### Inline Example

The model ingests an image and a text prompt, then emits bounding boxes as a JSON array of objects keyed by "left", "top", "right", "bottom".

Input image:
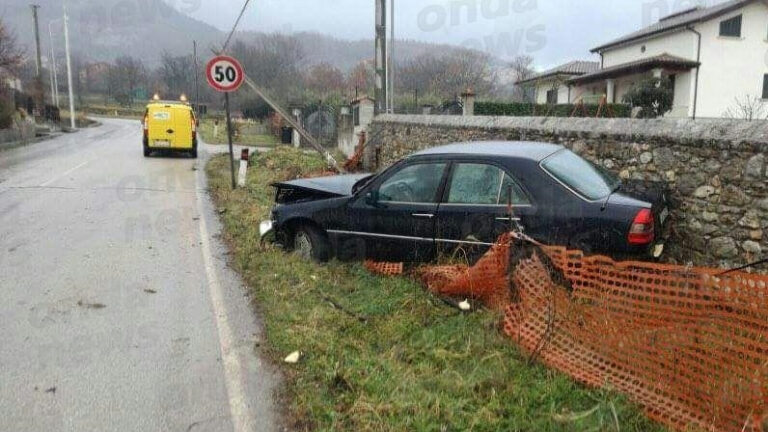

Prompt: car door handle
[
  {"left": 496, "top": 217, "right": 522, "bottom": 222},
  {"left": 167, "top": 129, "right": 175, "bottom": 134},
  {"left": 412, "top": 213, "right": 435, "bottom": 219}
]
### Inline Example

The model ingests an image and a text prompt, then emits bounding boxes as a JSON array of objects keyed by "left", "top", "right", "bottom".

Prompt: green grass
[
  {"left": 199, "top": 118, "right": 279, "bottom": 147},
  {"left": 205, "top": 147, "right": 665, "bottom": 432}
]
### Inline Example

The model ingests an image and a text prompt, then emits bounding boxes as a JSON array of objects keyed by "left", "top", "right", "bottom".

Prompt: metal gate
[{"left": 302, "top": 104, "right": 337, "bottom": 148}]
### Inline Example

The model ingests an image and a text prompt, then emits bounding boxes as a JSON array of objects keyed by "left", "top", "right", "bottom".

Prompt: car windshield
[{"left": 541, "top": 149, "right": 621, "bottom": 201}]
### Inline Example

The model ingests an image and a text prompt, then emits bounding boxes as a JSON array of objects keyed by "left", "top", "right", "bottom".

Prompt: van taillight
[
  {"left": 143, "top": 116, "right": 148, "bottom": 136},
  {"left": 628, "top": 209, "right": 655, "bottom": 245},
  {"left": 191, "top": 117, "right": 196, "bottom": 139}
]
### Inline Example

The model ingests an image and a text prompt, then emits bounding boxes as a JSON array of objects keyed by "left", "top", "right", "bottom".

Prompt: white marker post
[{"left": 237, "top": 148, "right": 249, "bottom": 187}]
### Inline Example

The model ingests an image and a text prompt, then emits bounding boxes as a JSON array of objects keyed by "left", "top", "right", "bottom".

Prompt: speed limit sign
[{"left": 205, "top": 55, "right": 244, "bottom": 92}]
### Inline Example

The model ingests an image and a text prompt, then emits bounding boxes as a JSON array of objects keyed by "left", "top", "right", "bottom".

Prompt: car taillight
[
  {"left": 628, "top": 209, "right": 655, "bottom": 245},
  {"left": 143, "top": 116, "right": 148, "bottom": 137},
  {"left": 191, "top": 117, "right": 196, "bottom": 138}
]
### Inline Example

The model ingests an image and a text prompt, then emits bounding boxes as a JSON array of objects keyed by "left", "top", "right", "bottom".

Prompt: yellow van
[{"left": 143, "top": 101, "right": 197, "bottom": 158}]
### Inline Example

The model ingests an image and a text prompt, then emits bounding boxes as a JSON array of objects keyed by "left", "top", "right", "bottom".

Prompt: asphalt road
[{"left": 0, "top": 118, "right": 280, "bottom": 432}]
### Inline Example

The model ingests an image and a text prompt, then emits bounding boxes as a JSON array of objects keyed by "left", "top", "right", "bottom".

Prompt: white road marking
[
  {"left": 39, "top": 160, "right": 90, "bottom": 187},
  {"left": 195, "top": 171, "right": 254, "bottom": 432}
]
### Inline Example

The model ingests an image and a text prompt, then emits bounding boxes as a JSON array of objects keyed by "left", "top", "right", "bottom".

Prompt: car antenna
[{"left": 600, "top": 181, "right": 621, "bottom": 212}]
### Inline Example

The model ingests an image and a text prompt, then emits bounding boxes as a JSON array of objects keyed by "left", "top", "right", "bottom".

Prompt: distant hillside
[
  {"left": 4, "top": 0, "right": 223, "bottom": 65},
  {"left": 237, "top": 31, "right": 496, "bottom": 72},
  {"left": 5, "top": 0, "right": 503, "bottom": 72}
]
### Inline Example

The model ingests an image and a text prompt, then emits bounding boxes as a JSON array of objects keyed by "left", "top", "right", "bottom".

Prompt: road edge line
[{"left": 195, "top": 162, "right": 254, "bottom": 432}]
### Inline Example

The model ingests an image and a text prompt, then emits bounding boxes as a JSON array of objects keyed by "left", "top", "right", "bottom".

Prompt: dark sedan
[{"left": 261, "top": 141, "right": 669, "bottom": 263}]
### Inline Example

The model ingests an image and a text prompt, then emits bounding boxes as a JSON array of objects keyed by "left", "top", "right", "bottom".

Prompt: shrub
[
  {"left": 621, "top": 77, "right": 673, "bottom": 118},
  {"left": 0, "top": 95, "right": 14, "bottom": 129},
  {"left": 475, "top": 101, "right": 631, "bottom": 118}
]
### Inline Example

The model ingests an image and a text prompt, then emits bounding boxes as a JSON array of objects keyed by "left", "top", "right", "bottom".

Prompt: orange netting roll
[{"left": 504, "top": 244, "right": 768, "bottom": 432}]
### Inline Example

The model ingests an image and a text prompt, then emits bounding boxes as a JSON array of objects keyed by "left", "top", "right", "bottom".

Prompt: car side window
[
  {"left": 447, "top": 163, "right": 530, "bottom": 205},
  {"left": 378, "top": 163, "right": 447, "bottom": 203}
]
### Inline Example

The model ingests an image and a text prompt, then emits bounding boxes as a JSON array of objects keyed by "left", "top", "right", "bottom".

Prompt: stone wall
[{"left": 366, "top": 114, "right": 768, "bottom": 267}]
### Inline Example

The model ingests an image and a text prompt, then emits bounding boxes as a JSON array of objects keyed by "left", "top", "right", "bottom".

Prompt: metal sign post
[
  {"left": 206, "top": 55, "right": 245, "bottom": 190},
  {"left": 224, "top": 92, "right": 236, "bottom": 189}
]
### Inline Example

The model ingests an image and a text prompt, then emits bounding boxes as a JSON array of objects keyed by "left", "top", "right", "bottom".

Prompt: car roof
[{"left": 411, "top": 141, "right": 564, "bottom": 162}]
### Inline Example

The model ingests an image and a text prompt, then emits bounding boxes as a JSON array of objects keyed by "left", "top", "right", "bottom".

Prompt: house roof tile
[
  {"left": 517, "top": 60, "right": 600, "bottom": 84},
  {"left": 591, "top": 0, "right": 752, "bottom": 52}
]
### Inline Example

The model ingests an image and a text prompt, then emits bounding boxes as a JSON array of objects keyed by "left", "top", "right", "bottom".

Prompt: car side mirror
[{"left": 365, "top": 190, "right": 379, "bottom": 206}]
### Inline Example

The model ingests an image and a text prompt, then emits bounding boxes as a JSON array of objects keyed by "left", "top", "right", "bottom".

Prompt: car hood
[{"left": 272, "top": 173, "right": 373, "bottom": 197}]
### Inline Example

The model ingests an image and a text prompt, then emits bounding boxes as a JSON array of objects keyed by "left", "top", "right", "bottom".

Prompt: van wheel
[
  {"left": 143, "top": 146, "right": 150, "bottom": 157},
  {"left": 190, "top": 147, "right": 198, "bottom": 159},
  {"left": 292, "top": 224, "right": 330, "bottom": 263}
]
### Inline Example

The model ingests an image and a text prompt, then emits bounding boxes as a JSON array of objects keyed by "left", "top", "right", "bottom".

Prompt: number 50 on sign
[{"left": 205, "top": 55, "right": 244, "bottom": 92}]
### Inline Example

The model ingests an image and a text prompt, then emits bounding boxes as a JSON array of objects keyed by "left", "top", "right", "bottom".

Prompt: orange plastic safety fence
[
  {"left": 503, "top": 244, "right": 768, "bottom": 432},
  {"left": 364, "top": 260, "right": 404, "bottom": 276},
  {"left": 364, "top": 236, "right": 768, "bottom": 431},
  {"left": 418, "top": 233, "right": 513, "bottom": 309}
]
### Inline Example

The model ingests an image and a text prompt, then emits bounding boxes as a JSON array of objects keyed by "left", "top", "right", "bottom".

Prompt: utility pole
[
  {"left": 49, "top": 20, "right": 60, "bottom": 107},
  {"left": 389, "top": 0, "right": 395, "bottom": 113},
  {"left": 31, "top": 5, "right": 46, "bottom": 112},
  {"left": 30, "top": 5, "right": 43, "bottom": 79},
  {"left": 63, "top": 0, "right": 76, "bottom": 129},
  {"left": 193, "top": 40, "right": 200, "bottom": 116},
  {"left": 374, "top": 0, "right": 387, "bottom": 115}
]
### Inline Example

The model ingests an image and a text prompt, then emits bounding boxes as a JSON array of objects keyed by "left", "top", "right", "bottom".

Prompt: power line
[{"left": 221, "top": 0, "right": 252, "bottom": 53}]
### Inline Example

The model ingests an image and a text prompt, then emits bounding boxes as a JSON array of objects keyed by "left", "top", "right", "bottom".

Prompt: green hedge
[{"left": 475, "top": 102, "right": 631, "bottom": 118}]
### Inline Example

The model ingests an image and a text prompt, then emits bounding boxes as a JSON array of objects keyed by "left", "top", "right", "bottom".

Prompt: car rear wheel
[
  {"left": 143, "top": 146, "right": 150, "bottom": 157},
  {"left": 292, "top": 224, "right": 330, "bottom": 263},
  {"left": 190, "top": 147, "right": 198, "bottom": 159}
]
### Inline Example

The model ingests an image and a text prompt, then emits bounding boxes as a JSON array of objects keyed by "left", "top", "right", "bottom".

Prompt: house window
[
  {"left": 546, "top": 88, "right": 558, "bottom": 104},
  {"left": 353, "top": 106, "right": 360, "bottom": 126},
  {"left": 719, "top": 15, "right": 742, "bottom": 37},
  {"left": 762, "top": 74, "right": 768, "bottom": 99}
]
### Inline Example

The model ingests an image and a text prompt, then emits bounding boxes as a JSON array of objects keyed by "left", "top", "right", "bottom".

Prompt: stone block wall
[{"left": 366, "top": 114, "right": 768, "bottom": 267}]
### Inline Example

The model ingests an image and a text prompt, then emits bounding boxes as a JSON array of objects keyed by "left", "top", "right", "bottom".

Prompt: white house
[
  {"left": 517, "top": 61, "right": 599, "bottom": 105},
  {"left": 522, "top": 0, "right": 768, "bottom": 118}
]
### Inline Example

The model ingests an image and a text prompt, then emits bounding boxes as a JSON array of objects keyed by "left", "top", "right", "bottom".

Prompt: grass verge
[
  {"left": 205, "top": 147, "right": 665, "bottom": 432},
  {"left": 199, "top": 119, "right": 278, "bottom": 147}
]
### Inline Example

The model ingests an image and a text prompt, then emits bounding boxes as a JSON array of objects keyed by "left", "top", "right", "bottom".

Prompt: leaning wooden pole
[{"left": 241, "top": 75, "right": 343, "bottom": 173}]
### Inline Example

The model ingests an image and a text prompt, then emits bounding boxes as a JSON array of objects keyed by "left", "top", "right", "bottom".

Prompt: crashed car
[{"left": 261, "top": 141, "right": 669, "bottom": 263}]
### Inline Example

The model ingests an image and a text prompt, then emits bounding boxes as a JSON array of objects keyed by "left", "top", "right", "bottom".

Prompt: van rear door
[
  {"left": 168, "top": 106, "right": 193, "bottom": 149},
  {"left": 148, "top": 106, "right": 173, "bottom": 148}
]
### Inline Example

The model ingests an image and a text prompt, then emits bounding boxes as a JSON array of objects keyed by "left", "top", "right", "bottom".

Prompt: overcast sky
[{"left": 171, "top": 0, "right": 724, "bottom": 68}]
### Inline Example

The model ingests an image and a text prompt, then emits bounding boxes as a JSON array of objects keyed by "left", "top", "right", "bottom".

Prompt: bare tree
[
  {"left": 113, "top": 56, "right": 146, "bottom": 106},
  {"left": 510, "top": 55, "right": 535, "bottom": 102},
  {"left": 398, "top": 49, "right": 495, "bottom": 100},
  {"left": 231, "top": 34, "right": 305, "bottom": 103},
  {"left": 346, "top": 60, "right": 374, "bottom": 96},
  {"left": 304, "top": 62, "right": 345, "bottom": 96},
  {"left": 0, "top": 18, "right": 24, "bottom": 73},
  {"left": 159, "top": 52, "right": 194, "bottom": 98},
  {"left": 723, "top": 95, "right": 768, "bottom": 121}
]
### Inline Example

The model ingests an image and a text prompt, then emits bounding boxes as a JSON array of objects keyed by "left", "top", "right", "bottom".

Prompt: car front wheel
[{"left": 292, "top": 224, "right": 330, "bottom": 263}]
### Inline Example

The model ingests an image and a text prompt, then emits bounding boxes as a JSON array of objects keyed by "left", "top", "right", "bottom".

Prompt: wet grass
[
  {"left": 205, "top": 147, "right": 665, "bottom": 432},
  {"left": 199, "top": 119, "right": 279, "bottom": 147}
]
